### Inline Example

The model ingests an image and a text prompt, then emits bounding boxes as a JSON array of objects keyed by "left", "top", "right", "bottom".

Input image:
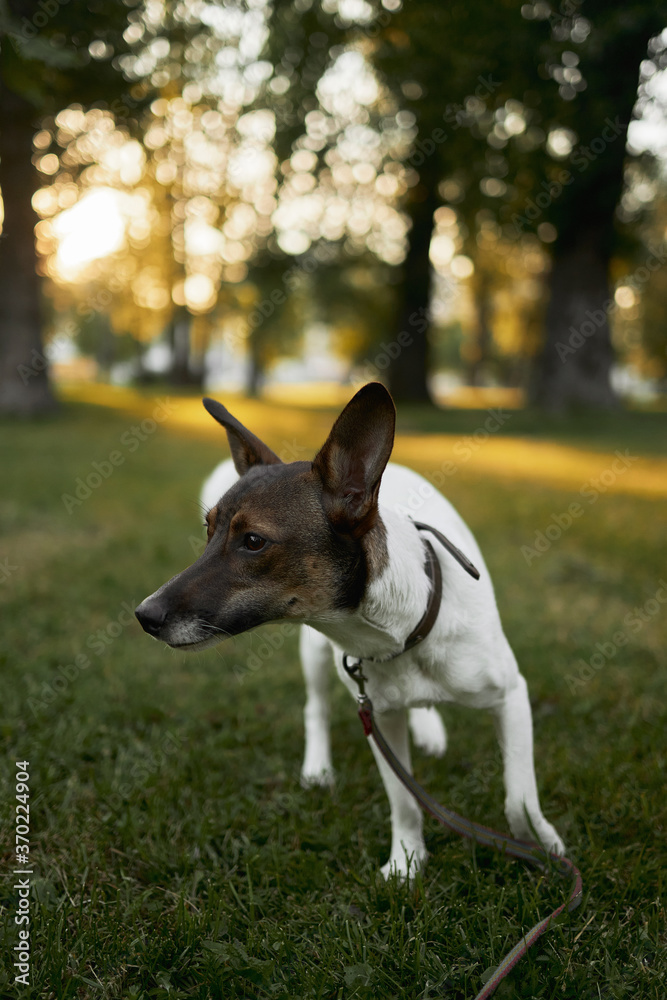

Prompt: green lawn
[{"left": 1, "top": 397, "right": 666, "bottom": 999}]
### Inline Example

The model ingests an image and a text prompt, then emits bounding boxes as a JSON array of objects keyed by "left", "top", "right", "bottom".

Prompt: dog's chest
[
  {"left": 336, "top": 652, "right": 455, "bottom": 713},
  {"left": 335, "top": 637, "right": 509, "bottom": 714}
]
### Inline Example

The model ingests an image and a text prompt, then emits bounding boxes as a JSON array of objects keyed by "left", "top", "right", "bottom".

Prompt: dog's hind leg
[
  {"left": 300, "top": 626, "right": 335, "bottom": 787},
  {"left": 369, "top": 708, "right": 427, "bottom": 880},
  {"left": 408, "top": 706, "right": 447, "bottom": 757},
  {"left": 492, "top": 672, "right": 565, "bottom": 855}
]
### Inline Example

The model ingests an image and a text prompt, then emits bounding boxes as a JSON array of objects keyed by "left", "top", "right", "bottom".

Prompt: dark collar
[
  {"left": 401, "top": 538, "right": 442, "bottom": 653},
  {"left": 413, "top": 520, "right": 481, "bottom": 583},
  {"left": 401, "top": 522, "right": 480, "bottom": 652},
  {"left": 345, "top": 520, "right": 480, "bottom": 673}
]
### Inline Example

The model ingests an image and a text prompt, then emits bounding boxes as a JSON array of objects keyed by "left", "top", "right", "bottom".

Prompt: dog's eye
[{"left": 244, "top": 533, "right": 266, "bottom": 551}]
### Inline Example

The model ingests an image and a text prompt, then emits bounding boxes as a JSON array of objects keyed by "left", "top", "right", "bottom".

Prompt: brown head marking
[{"left": 135, "top": 384, "right": 395, "bottom": 648}]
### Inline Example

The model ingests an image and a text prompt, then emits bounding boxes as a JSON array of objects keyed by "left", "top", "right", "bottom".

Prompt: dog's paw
[
  {"left": 507, "top": 805, "right": 565, "bottom": 856},
  {"left": 409, "top": 707, "right": 447, "bottom": 757},
  {"left": 300, "top": 765, "right": 335, "bottom": 789},
  {"left": 538, "top": 821, "right": 565, "bottom": 857},
  {"left": 380, "top": 841, "right": 428, "bottom": 882}
]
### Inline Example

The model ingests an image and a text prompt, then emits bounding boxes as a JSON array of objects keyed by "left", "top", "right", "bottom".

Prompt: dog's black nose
[{"left": 135, "top": 599, "right": 168, "bottom": 636}]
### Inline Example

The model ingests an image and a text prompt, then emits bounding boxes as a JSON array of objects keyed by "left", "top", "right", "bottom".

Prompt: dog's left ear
[
  {"left": 203, "top": 397, "right": 282, "bottom": 474},
  {"left": 313, "top": 382, "right": 395, "bottom": 536}
]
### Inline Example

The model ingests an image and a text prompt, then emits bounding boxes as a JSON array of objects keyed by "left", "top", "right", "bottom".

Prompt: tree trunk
[
  {"left": 244, "top": 257, "right": 290, "bottom": 397},
  {"left": 95, "top": 314, "right": 116, "bottom": 381},
  {"left": 532, "top": 227, "right": 618, "bottom": 411},
  {"left": 246, "top": 331, "right": 263, "bottom": 397},
  {"left": 0, "top": 85, "right": 57, "bottom": 415},
  {"left": 167, "top": 307, "right": 202, "bottom": 386},
  {"left": 530, "top": 12, "right": 659, "bottom": 412},
  {"left": 468, "top": 270, "right": 493, "bottom": 387},
  {"left": 387, "top": 180, "right": 439, "bottom": 404}
]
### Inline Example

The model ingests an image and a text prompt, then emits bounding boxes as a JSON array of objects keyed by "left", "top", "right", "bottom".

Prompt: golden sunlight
[{"left": 52, "top": 187, "right": 128, "bottom": 275}]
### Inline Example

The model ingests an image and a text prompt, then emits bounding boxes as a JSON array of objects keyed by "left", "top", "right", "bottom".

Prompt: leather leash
[
  {"left": 343, "top": 660, "right": 583, "bottom": 998},
  {"left": 342, "top": 522, "right": 583, "bottom": 997}
]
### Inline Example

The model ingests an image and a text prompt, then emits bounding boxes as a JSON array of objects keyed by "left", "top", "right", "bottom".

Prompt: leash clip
[{"left": 343, "top": 654, "right": 367, "bottom": 702}]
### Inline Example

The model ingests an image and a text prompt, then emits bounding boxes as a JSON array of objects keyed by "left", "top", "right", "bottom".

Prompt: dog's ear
[
  {"left": 203, "top": 398, "right": 282, "bottom": 474},
  {"left": 312, "top": 382, "right": 395, "bottom": 536}
]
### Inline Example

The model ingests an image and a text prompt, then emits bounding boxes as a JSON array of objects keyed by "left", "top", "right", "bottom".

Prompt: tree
[
  {"left": 509, "top": 2, "right": 667, "bottom": 410},
  {"left": 0, "top": 79, "right": 55, "bottom": 413},
  {"left": 367, "top": 0, "right": 541, "bottom": 402},
  {"left": 344, "top": 0, "right": 666, "bottom": 408},
  {"left": 0, "top": 0, "right": 143, "bottom": 414}
]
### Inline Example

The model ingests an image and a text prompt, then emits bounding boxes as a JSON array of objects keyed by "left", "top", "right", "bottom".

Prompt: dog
[
  {"left": 136, "top": 383, "right": 564, "bottom": 878},
  {"left": 199, "top": 457, "right": 451, "bottom": 786}
]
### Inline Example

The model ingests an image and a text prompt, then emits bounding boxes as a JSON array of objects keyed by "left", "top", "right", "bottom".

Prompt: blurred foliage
[
  {"left": 2, "top": 0, "right": 667, "bottom": 402},
  {"left": 0, "top": 0, "right": 141, "bottom": 110},
  {"left": 613, "top": 172, "right": 667, "bottom": 376}
]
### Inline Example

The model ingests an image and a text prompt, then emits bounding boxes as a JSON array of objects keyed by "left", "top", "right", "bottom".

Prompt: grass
[{"left": 1, "top": 391, "right": 666, "bottom": 1000}]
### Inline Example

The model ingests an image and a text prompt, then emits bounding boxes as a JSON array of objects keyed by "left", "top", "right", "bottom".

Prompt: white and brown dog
[{"left": 136, "top": 383, "right": 564, "bottom": 877}]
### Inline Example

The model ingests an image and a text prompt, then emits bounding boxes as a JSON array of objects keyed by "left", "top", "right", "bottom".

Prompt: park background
[{"left": 1, "top": 1, "right": 667, "bottom": 998}]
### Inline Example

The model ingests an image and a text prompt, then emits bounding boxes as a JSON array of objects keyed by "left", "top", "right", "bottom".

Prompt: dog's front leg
[
  {"left": 299, "top": 626, "right": 335, "bottom": 787},
  {"left": 493, "top": 674, "right": 565, "bottom": 855},
  {"left": 368, "top": 708, "right": 427, "bottom": 879}
]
